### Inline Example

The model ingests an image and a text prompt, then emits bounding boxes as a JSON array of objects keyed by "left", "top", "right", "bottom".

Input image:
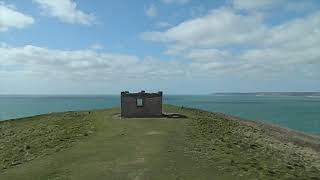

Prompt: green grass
[{"left": 0, "top": 105, "right": 319, "bottom": 180}]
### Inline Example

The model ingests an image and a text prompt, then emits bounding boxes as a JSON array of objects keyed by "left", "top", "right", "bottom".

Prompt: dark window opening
[{"left": 137, "top": 98, "right": 144, "bottom": 107}]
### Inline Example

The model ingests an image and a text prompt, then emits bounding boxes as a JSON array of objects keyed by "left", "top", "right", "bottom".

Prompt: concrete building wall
[{"left": 121, "top": 91, "right": 162, "bottom": 118}]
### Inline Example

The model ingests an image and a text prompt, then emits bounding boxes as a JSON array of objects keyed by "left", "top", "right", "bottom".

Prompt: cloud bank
[
  {"left": 0, "top": 45, "right": 186, "bottom": 82},
  {"left": 0, "top": 1, "right": 34, "bottom": 32},
  {"left": 33, "top": 0, "right": 95, "bottom": 25},
  {"left": 141, "top": 6, "right": 320, "bottom": 79}
]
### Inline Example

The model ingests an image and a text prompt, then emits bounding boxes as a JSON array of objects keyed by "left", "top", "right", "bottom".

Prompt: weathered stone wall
[{"left": 121, "top": 91, "right": 162, "bottom": 118}]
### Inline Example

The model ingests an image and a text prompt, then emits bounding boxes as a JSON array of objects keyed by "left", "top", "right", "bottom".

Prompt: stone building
[{"left": 121, "top": 91, "right": 163, "bottom": 118}]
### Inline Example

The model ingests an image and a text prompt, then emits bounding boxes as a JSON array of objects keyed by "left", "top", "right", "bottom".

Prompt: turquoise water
[{"left": 0, "top": 95, "right": 319, "bottom": 134}]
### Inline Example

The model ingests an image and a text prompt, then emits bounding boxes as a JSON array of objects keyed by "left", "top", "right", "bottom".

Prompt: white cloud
[
  {"left": 141, "top": 7, "right": 320, "bottom": 79},
  {"left": 142, "top": 8, "right": 266, "bottom": 48},
  {"left": 186, "top": 49, "right": 232, "bottom": 62},
  {"left": 33, "top": 0, "right": 95, "bottom": 25},
  {"left": 0, "top": 2, "right": 34, "bottom": 32},
  {"left": 0, "top": 45, "right": 186, "bottom": 81},
  {"left": 161, "top": 0, "right": 190, "bottom": 5},
  {"left": 142, "top": 8, "right": 320, "bottom": 53},
  {"left": 145, "top": 4, "right": 157, "bottom": 17}
]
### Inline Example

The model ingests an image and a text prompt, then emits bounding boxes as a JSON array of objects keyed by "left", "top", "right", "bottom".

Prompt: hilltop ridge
[{"left": 0, "top": 105, "right": 319, "bottom": 179}]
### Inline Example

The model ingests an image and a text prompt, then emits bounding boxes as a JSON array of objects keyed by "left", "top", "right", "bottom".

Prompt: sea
[{"left": 0, "top": 95, "right": 319, "bottom": 134}]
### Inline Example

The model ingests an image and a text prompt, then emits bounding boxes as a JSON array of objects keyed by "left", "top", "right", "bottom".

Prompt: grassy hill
[{"left": 0, "top": 105, "right": 319, "bottom": 180}]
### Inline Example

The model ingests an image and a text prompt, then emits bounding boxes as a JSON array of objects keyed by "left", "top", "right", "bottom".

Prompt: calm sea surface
[{"left": 0, "top": 95, "right": 319, "bottom": 134}]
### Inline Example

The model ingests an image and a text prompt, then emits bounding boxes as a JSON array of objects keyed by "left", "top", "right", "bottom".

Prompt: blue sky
[{"left": 0, "top": 0, "right": 320, "bottom": 94}]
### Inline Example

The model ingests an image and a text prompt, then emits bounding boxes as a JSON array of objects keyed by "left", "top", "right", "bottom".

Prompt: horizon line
[{"left": 1, "top": 91, "right": 320, "bottom": 96}]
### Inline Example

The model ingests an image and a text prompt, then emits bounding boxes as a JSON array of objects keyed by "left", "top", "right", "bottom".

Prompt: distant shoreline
[
  {"left": 1, "top": 105, "right": 319, "bottom": 136},
  {"left": 1, "top": 95, "right": 319, "bottom": 134},
  {"left": 212, "top": 92, "right": 320, "bottom": 97},
  {"left": 1, "top": 92, "right": 320, "bottom": 97}
]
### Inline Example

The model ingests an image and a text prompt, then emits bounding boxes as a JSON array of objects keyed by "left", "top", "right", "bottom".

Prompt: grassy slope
[{"left": 0, "top": 105, "right": 319, "bottom": 180}]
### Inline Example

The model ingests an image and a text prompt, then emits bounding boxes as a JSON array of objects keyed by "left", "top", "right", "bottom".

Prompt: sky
[{"left": 0, "top": 0, "right": 319, "bottom": 95}]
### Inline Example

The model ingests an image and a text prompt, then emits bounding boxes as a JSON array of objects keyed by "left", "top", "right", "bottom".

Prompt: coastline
[
  {"left": 1, "top": 95, "right": 319, "bottom": 134},
  {"left": 211, "top": 111, "right": 320, "bottom": 151}
]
